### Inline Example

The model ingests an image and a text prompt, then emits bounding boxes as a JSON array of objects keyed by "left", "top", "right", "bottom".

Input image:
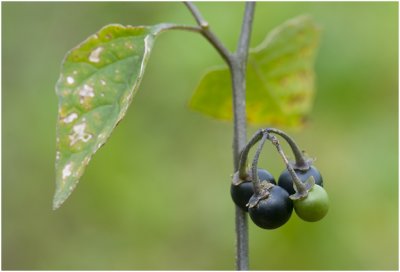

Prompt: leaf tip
[
  {"left": 52, "top": 196, "right": 63, "bottom": 210},
  {"left": 52, "top": 202, "right": 61, "bottom": 211},
  {"left": 52, "top": 181, "right": 77, "bottom": 210},
  {"left": 52, "top": 191, "right": 67, "bottom": 210}
]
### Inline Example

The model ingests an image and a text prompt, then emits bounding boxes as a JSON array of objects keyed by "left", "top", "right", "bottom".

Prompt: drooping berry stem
[
  {"left": 266, "top": 128, "right": 309, "bottom": 170},
  {"left": 237, "top": 129, "right": 265, "bottom": 180},
  {"left": 268, "top": 134, "right": 307, "bottom": 195},
  {"left": 251, "top": 132, "right": 269, "bottom": 195}
]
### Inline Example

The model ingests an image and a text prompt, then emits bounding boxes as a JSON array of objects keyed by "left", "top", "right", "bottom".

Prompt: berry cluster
[{"left": 230, "top": 128, "right": 329, "bottom": 229}]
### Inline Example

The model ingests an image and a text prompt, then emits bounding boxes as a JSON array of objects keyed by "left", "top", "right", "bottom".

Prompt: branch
[
  {"left": 184, "top": 2, "right": 208, "bottom": 27},
  {"left": 236, "top": 2, "right": 256, "bottom": 59},
  {"left": 184, "top": 1, "right": 232, "bottom": 65},
  {"left": 231, "top": 1, "right": 256, "bottom": 168},
  {"left": 231, "top": 2, "right": 256, "bottom": 271},
  {"left": 183, "top": 2, "right": 256, "bottom": 270}
]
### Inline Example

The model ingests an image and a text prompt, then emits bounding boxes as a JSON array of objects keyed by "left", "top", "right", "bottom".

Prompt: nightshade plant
[{"left": 53, "top": 2, "right": 322, "bottom": 270}]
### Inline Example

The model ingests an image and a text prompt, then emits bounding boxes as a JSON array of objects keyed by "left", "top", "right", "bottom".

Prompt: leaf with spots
[
  {"left": 189, "top": 15, "right": 321, "bottom": 127},
  {"left": 54, "top": 24, "right": 167, "bottom": 209}
]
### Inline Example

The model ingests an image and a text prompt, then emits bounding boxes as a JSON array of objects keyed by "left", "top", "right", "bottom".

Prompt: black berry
[
  {"left": 248, "top": 185, "right": 293, "bottom": 229},
  {"left": 278, "top": 165, "right": 323, "bottom": 195},
  {"left": 231, "top": 169, "right": 275, "bottom": 211}
]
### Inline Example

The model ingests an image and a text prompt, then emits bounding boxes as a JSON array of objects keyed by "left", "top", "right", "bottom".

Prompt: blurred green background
[{"left": 2, "top": 2, "right": 398, "bottom": 270}]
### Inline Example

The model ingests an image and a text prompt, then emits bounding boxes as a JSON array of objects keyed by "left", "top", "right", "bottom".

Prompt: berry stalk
[
  {"left": 237, "top": 129, "right": 265, "bottom": 180},
  {"left": 266, "top": 128, "right": 310, "bottom": 170},
  {"left": 268, "top": 134, "right": 308, "bottom": 196},
  {"left": 250, "top": 132, "right": 269, "bottom": 195}
]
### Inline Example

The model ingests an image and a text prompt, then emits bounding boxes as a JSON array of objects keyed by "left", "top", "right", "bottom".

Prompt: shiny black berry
[
  {"left": 248, "top": 185, "right": 293, "bottom": 229},
  {"left": 278, "top": 165, "right": 323, "bottom": 195},
  {"left": 231, "top": 169, "right": 276, "bottom": 211}
]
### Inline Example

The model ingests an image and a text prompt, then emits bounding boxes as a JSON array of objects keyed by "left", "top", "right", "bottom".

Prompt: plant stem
[
  {"left": 183, "top": 2, "right": 255, "bottom": 269},
  {"left": 231, "top": 3, "right": 255, "bottom": 270},
  {"left": 184, "top": 2, "right": 232, "bottom": 64},
  {"left": 183, "top": 1, "right": 208, "bottom": 27}
]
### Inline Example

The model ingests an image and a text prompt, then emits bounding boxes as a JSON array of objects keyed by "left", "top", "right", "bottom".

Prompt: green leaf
[
  {"left": 53, "top": 24, "right": 164, "bottom": 209},
  {"left": 189, "top": 15, "right": 321, "bottom": 127}
]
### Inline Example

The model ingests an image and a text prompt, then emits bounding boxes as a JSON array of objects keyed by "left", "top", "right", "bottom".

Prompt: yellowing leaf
[{"left": 189, "top": 15, "right": 321, "bottom": 127}]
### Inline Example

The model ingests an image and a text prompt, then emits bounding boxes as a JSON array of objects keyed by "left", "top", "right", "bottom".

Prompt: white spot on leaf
[
  {"left": 89, "top": 47, "right": 103, "bottom": 63},
  {"left": 79, "top": 84, "right": 95, "bottom": 103},
  {"left": 62, "top": 163, "right": 72, "bottom": 179},
  {"left": 100, "top": 80, "right": 106, "bottom": 86},
  {"left": 63, "top": 112, "right": 78, "bottom": 123},
  {"left": 66, "top": 76, "right": 75, "bottom": 85},
  {"left": 56, "top": 151, "right": 61, "bottom": 161},
  {"left": 69, "top": 122, "right": 93, "bottom": 145}
]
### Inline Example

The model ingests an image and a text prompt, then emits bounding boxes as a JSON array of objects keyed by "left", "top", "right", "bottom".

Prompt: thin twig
[
  {"left": 184, "top": 1, "right": 232, "bottom": 65},
  {"left": 184, "top": 2, "right": 208, "bottom": 27},
  {"left": 236, "top": 2, "right": 256, "bottom": 59}
]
